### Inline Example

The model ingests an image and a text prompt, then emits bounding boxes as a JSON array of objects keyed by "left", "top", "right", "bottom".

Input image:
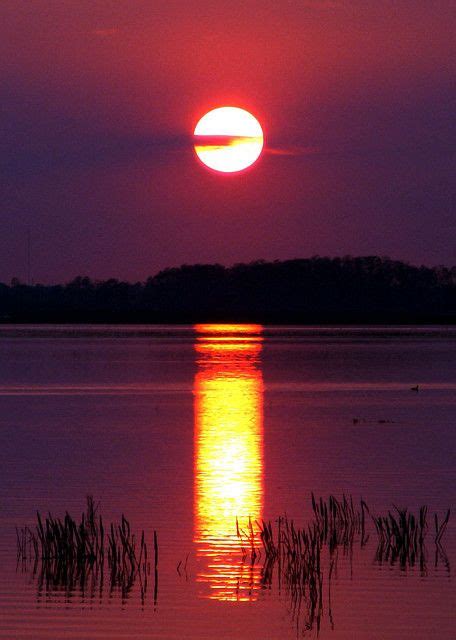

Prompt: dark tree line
[{"left": 1, "top": 256, "right": 455, "bottom": 323}]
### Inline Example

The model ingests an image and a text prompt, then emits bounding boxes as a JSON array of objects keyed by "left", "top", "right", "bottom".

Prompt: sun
[{"left": 194, "top": 107, "right": 264, "bottom": 173}]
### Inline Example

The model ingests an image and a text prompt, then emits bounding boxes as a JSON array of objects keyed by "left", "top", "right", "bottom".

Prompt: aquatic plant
[
  {"left": 310, "top": 493, "right": 370, "bottom": 549},
  {"left": 372, "top": 505, "right": 428, "bottom": 570},
  {"left": 236, "top": 494, "right": 451, "bottom": 635},
  {"left": 373, "top": 505, "right": 451, "bottom": 571},
  {"left": 16, "top": 496, "right": 157, "bottom": 604}
]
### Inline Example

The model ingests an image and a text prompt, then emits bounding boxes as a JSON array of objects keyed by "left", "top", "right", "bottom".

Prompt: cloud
[
  {"left": 0, "top": 80, "right": 193, "bottom": 180},
  {"left": 265, "top": 146, "right": 320, "bottom": 157},
  {"left": 1, "top": 131, "right": 192, "bottom": 179}
]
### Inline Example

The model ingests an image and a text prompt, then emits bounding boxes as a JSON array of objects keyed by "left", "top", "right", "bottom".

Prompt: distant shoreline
[
  {"left": 0, "top": 319, "right": 455, "bottom": 326},
  {"left": 1, "top": 256, "right": 455, "bottom": 324}
]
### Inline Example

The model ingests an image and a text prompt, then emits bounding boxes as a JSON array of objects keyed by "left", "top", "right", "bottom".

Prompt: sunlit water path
[{"left": 0, "top": 325, "right": 455, "bottom": 638}]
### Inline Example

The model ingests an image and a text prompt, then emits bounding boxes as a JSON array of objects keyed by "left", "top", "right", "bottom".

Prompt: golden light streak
[{"left": 193, "top": 324, "right": 264, "bottom": 601}]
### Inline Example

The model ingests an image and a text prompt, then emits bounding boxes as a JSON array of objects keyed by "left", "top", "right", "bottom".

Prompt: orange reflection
[{"left": 193, "top": 324, "right": 264, "bottom": 601}]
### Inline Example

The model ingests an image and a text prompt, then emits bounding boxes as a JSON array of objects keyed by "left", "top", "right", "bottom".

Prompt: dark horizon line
[
  {"left": 3, "top": 254, "right": 456, "bottom": 289},
  {"left": 1, "top": 255, "right": 455, "bottom": 325}
]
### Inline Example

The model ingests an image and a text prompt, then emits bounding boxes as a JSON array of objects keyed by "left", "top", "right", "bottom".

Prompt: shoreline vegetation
[
  {"left": 16, "top": 495, "right": 450, "bottom": 630},
  {"left": 1, "top": 256, "right": 455, "bottom": 324},
  {"left": 16, "top": 497, "right": 157, "bottom": 606}
]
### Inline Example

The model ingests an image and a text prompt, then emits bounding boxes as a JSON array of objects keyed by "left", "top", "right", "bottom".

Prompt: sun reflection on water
[{"left": 193, "top": 324, "right": 264, "bottom": 601}]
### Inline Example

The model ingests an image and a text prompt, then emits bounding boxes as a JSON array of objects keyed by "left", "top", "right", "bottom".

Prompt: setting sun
[{"left": 194, "top": 107, "right": 264, "bottom": 173}]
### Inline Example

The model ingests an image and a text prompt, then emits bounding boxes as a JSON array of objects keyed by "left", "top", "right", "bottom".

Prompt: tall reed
[
  {"left": 16, "top": 496, "right": 155, "bottom": 604},
  {"left": 236, "top": 494, "right": 450, "bottom": 635}
]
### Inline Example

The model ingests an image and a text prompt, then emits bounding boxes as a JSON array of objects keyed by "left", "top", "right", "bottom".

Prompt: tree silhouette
[{"left": 0, "top": 256, "right": 454, "bottom": 323}]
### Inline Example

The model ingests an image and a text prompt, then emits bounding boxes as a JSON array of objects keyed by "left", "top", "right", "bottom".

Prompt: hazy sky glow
[{"left": 1, "top": 1, "right": 455, "bottom": 282}]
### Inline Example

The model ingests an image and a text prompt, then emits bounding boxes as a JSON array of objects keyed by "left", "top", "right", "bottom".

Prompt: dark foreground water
[{"left": 0, "top": 325, "right": 455, "bottom": 639}]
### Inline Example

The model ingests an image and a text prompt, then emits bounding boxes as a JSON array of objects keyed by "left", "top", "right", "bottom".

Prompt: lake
[{"left": 0, "top": 324, "right": 455, "bottom": 639}]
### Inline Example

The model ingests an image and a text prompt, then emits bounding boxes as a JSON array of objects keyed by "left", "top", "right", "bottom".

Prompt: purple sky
[{"left": 1, "top": 1, "right": 455, "bottom": 283}]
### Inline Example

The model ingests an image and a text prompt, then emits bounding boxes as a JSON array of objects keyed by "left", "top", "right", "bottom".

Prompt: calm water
[{"left": 0, "top": 325, "right": 455, "bottom": 639}]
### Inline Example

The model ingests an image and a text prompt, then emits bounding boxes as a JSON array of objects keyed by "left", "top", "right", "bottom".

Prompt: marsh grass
[
  {"left": 16, "top": 493, "right": 450, "bottom": 622},
  {"left": 16, "top": 496, "right": 156, "bottom": 604},
  {"left": 236, "top": 494, "right": 451, "bottom": 635},
  {"left": 373, "top": 505, "right": 428, "bottom": 570},
  {"left": 373, "top": 506, "right": 451, "bottom": 572}
]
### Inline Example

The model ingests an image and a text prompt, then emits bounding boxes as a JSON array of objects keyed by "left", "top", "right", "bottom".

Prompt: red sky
[{"left": 1, "top": 1, "right": 455, "bottom": 282}]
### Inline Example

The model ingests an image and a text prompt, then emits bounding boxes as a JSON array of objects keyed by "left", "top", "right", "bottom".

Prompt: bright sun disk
[{"left": 194, "top": 107, "right": 264, "bottom": 173}]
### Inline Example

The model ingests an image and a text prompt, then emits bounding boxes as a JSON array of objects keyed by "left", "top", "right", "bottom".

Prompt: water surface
[{"left": 0, "top": 325, "right": 455, "bottom": 638}]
